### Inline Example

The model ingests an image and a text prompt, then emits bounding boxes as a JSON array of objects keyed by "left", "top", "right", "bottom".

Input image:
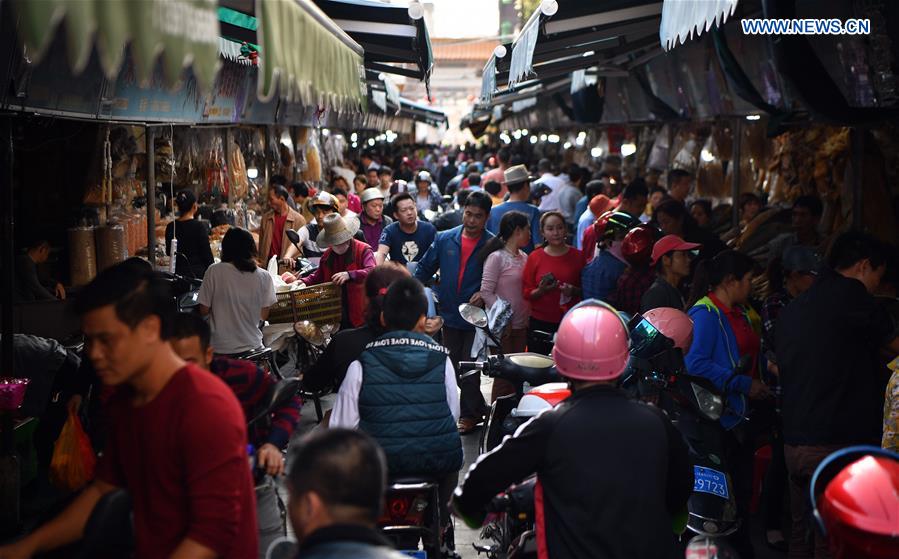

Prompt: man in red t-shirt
[
  {"left": 414, "top": 191, "right": 494, "bottom": 434},
  {"left": 0, "top": 263, "right": 257, "bottom": 559}
]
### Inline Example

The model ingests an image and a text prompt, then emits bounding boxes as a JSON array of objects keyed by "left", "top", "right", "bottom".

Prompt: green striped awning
[
  {"left": 256, "top": 0, "right": 366, "bottom": 112},
  {"left": 13, "top": 0, "right": 221, "bottom": 92}
]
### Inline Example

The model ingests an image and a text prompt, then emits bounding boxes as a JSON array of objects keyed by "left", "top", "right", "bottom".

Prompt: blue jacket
[
  {"left": 358, "top": 331, "right": 463, "bottom": 476},
  {"left": 581, "top": 250, "right": 626, "bottom": 302},
  {"left": 685, "top": 296, "right": 753, "bottom": 429},
  {"left": 414, "top": 225, "right": 494, "bottom": 330}
]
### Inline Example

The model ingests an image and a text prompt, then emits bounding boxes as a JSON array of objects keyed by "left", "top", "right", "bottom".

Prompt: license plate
[
  {"left": 693, "top": 466, "right": 729, "bottom": 499},
  {"left": 400, "top": 552, "right": 427, "bottom": 559}
]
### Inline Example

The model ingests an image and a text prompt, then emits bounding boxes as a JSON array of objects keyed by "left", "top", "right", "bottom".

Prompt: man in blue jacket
[{"left": 415, "top": 191, "right": 494, "bottom": 434}]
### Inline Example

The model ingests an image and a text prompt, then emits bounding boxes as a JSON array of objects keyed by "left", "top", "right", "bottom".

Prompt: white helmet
[{"left": 360, "top": 188, "right": 385, "bottom": 204}]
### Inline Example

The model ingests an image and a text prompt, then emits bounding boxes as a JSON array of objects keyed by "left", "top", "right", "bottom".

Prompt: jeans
[
  {"left": 443, "top": 326, "right": 486, "bottom": 420},
  {"left": 784, "top": 444, "right": 844, "bottom": 559},
  {"left": 256, "top": 478, "right": 285, "bottom": 558}
]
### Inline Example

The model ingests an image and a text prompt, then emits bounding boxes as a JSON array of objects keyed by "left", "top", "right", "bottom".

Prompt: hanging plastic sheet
[{"left": 659, "top": 0, "right": 739, "bottom": 51}]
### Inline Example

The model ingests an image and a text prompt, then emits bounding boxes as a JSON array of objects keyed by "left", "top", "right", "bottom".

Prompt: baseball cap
[
  {"left": 782, "top": 246, "right": 820, "bottom": 274},
  {"left": 651, "top": 234, "right": 701, "bottom": 266}
]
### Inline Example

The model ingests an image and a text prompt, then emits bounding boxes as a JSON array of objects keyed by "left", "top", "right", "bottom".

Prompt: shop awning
[
  {"left": 660, "top": 0, "right": 739, "bottom": 51},
  {"left": 398, "top": 99, "right": 448, "bottom": 127},
  {"left": 12, "top": 0, "right": 222, "bottom": 92},
  {"left": 256, "top": 0, "right": 367, "bottom": 112},
  {"left": 482, "top": 0, "right": 663, "bottom": 99},
  {"left": 312, "top": 0, "right": 433, "bottom": 85}
]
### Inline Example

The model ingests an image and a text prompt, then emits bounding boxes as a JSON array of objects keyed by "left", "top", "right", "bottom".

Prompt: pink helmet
[
  {"left": 642, "top": 307, "right": 694, "bottom": 352},
  {"left": 552, "top": 301, "right": 630, "bottom": 381}
]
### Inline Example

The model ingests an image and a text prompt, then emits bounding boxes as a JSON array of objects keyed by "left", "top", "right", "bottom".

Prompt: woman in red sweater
[{"left": 522, "top": 211, "right": 586, "bottom": 354}]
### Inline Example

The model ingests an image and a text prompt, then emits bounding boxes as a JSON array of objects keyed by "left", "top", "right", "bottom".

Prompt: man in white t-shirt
[
  {"left": 197, "top": 228, "right": 278, "bottom": 355},
  {"left": 535, "top": 159, "right": 565, "bottom": 212}
]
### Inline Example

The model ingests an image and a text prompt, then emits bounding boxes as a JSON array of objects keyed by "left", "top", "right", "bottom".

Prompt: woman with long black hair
[{"left": 198, "top": 227, "right": 277, "bottom": 356}]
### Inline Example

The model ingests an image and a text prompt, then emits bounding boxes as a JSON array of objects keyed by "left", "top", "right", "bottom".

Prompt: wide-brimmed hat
[
  {"left": 504, "top": 164, "right": 537, "bottom": 186},
  {"left": 316, "top": 213, "right": 360, "bottom": 249}
]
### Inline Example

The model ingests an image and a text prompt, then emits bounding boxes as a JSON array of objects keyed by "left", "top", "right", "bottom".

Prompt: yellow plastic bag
[{"left": 50, "top": 409, "right": 97, "bottom": 491}]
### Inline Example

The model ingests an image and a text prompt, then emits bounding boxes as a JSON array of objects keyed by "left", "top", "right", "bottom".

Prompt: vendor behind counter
[
  {"left": 15, "top": 238, "right": 66, "bottom": 303},
  {"left": 164, "top": 189, "right": 214, "bottom": 280}
]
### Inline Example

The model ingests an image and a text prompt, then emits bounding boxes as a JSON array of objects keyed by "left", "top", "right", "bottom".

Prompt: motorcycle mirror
[
  {"left": 270, "top": 378, "right": 300, "bottom": 410},
  {"left": 458, "top": 303, "right": 488, "bottom": 328},
  {"left": 286, "top": 229, "right": 301, "bottom": 247},
  {"left": 249, "top": 378, "right": 300, "bottom": 425}
]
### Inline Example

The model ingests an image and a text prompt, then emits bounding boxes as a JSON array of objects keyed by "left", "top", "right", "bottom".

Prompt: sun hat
[
  {"left": 504, "top": 164, "right": 538, "bottom": 186},
  {"left": 650, "top": 234, "right": 701, "bottom": 266},
  {"left": 316, "top": 213, "right": 360, "bottom": 249}
]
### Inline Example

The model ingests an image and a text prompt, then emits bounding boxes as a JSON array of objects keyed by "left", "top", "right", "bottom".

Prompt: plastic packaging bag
[{"left": 50, "top": 410, "right": 96, "bottom": 491}]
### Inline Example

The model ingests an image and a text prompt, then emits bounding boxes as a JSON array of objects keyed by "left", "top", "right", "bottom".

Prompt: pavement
[{"left": 291, "top": 376, "right": 787, "bottom": 559}]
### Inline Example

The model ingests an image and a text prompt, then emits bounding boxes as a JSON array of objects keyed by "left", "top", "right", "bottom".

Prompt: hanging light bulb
[
  {"left": 591, "top": 147, "right": 603, "bottom": 158},
  {"left": 620, "top": 142, "right": 637, "bottom": 157},
  {"left": 540, "top": 0, "right": 559, "bottom": 16},
  {"left": 247, "top": 167, "right": 259, "bottom": 180},
  {"left": 408, "top": 1, "right": 424, "bottom": 20},
  {"left": 493, "top": 45, "right": 508, "bottom": 59}
]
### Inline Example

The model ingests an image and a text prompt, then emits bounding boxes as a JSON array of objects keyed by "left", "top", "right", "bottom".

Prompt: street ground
[{"left": 291, "top": 376, "right": 786, "bottom": 559}]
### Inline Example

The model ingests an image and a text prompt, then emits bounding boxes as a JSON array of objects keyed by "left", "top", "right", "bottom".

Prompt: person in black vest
[{"left": 329, "top": 277, "right": 462, "bottom": 543}]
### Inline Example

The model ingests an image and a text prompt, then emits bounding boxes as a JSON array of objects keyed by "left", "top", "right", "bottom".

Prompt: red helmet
[
  {"left": 593, "top": 211, "right": 639, "bottom": 241},
  {"left": 552, "top": 300, "right": 630, "bottom": 381},
  {"left": 621, "top": 225, "right": 657, "bottom": 268},
  {"left": 811, "top": 446, "right": 899, "bottom": 559},
  {"left": 642, "top": 307, "right": 694, "bottom": 352}
]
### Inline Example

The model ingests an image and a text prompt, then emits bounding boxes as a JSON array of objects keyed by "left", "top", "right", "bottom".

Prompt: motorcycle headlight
[{"left": 691, "top": 382, "right": 724, "bottom": 421}]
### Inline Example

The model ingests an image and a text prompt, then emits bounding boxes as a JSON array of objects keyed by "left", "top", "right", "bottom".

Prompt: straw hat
[
  {"left": 504, "top": 164, "right": 537, "bottom": 186},
  {"left": 316, "top": 213, "right": 360, "bottom": 249}
]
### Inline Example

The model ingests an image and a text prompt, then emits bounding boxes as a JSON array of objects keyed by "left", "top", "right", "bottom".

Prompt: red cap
[{"left": 651, "top": 234, "right": 701, "bottom": 266}]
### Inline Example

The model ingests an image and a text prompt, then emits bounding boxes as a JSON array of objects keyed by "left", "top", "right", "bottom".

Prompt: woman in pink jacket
[{"left": 474, "top": 211, "right": 532, "bottom": 401}]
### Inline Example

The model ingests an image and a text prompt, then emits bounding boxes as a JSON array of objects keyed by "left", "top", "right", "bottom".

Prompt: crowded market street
[{"left": 1, "top": 1, "right": 898, "bottom": 559}]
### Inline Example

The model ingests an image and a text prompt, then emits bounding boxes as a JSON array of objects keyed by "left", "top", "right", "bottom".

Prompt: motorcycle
[
  {"left": 379, "top": 476, "right": 449, "bottom": 559},
  {"left": 622, "top": 313, "right": 750, "bottom": 540},
  {"left": 158, "top": 271, "right": 203, "bottom": 314},
  {"left": 77, "top": 377, "right": 301, "bottom": 559},
  {"left": 456, "top": 304, "right": 563, "bottom": 455},
  {"left": 456, "top": 304, "right": 561, "bottom": 559}
]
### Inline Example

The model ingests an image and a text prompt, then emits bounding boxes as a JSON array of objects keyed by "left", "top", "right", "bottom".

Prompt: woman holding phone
[{"left": 522, "top": 211, "right": 586, "bottom": 354}]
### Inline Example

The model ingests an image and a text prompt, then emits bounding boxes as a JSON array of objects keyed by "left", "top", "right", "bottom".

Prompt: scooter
[
  {"left": 622, "top": 313, "right": 750, "bottom": 540},
  {"left": 379, "top": 476, "right": 448, "bottom": 559},
  {"left": 76, "top": 377, "right": 301, "bottom": 559},
  {"left": 456, "top": 304, "right": 563, "bottom": 456},
  {"left": 456, "top": 304, "right": 561, "bottom": 559}
]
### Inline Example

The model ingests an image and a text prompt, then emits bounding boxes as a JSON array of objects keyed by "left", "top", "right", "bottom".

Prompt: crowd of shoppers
[{"left": 5, "top": 142, "right": 898, "bottom": 559}]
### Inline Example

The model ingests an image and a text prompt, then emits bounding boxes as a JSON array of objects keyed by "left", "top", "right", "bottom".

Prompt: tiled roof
[{"left": 432, "top": 38, "right": 499, "bottom": 62}]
